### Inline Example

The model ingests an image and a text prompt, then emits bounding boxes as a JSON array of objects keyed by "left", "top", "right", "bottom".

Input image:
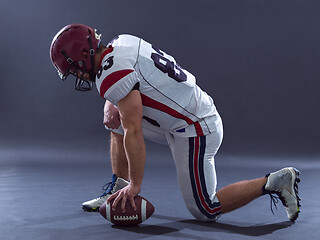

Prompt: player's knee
[
  {"left": 192, "top": 211, "right": 220, "bottom": 222},
  {"left": 185, "top": 204, "right": 220, "bottom": 222}
]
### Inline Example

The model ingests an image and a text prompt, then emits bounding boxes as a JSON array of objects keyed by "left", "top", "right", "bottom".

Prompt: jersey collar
[{"left": 99, "top": 46, "right": 114, "bottom": 67}]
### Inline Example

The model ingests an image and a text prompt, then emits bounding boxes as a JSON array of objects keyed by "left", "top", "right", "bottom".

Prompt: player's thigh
[
  {"left": 167, "top": 126, "right": 223, "bottom": 221},
  {"left": 141, "top": 120, "right": 167, "bottom": 145},
  {"left": 107, "top": 121, "right": 168, "bottom": 145}
]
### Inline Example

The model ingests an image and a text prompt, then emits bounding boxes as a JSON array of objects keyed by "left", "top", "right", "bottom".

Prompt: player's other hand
[
  {"left": 107, "top": 183, "right": 141, "bottom": 213},
  {"left": 103, "top": 101, "right": 121, "bottom": 129}
]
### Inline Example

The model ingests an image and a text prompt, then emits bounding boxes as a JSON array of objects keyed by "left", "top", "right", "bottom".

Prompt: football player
[{"left": 50, "top": 24, "right": 301, "bottom": 222}]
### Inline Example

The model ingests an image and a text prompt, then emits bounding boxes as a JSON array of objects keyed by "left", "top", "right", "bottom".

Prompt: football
[{"left": 99, "top": 195, "right": 154, "bottom": 226}]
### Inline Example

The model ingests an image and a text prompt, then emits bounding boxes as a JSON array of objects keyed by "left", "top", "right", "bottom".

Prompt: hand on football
[
  {"left": 107, "top": 183, "right": 141, "bottom": 213},
  {"left": 103, "top": 101, "right": 121, "bottom": 129}
]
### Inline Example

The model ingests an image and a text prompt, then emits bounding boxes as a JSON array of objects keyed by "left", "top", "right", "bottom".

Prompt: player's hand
[
  {"left": 103, "top": 101, "right": 121, "bottom": 129},
  {"left": 107, "top": 183, "right": 141, "bottom": 213}
]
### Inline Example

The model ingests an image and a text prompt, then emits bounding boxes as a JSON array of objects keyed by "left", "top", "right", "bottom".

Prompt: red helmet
[{"left": 50, "top": 23, "right": 102, "bottom": 91}]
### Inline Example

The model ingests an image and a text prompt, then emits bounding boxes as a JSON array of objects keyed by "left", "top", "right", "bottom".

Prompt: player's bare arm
[
  {"left": 107, "top": 90, "right": 146, "bottom": 213},
  {"left": 103, "top": 100, "right": 121, "bottom": 129}
]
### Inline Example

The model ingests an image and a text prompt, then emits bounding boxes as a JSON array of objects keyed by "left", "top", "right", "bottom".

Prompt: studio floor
[{"left": 0, "top": 142, "right": 319, "bottom": 240}]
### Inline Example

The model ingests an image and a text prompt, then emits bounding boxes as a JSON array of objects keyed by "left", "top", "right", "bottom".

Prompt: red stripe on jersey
[
  {"left": 100, "top": 69, "right": 134, "bottom": 98},
  {"left": 99, "top": 47, "right": 114, "bottom": 66},
  {"left": 140, "top": 93, "right": 193, "bottom": 124},
  {"left": 194, "top": 122, "right": 204, "bottom": 136},
  {"left": 140, "top": 93, "right": 204, "bottom": 136}
]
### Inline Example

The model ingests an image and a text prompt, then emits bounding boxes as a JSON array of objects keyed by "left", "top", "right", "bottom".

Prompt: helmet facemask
[{"left": 58, "top": 51, "right": 94, "bottom": 91}]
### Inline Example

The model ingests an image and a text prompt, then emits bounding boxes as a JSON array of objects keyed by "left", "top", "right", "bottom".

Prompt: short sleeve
[
  {"left": 96, "top": 54, "right": 139, "bottom": 104},
  {"left": 95, "top": 34, "right": 141, "bottom": 103},
  {"left": 104, "top": 70, "right": 139, "bottom": 103}
]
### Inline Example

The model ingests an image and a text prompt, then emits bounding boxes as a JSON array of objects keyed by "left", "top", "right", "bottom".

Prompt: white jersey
[{"left": 95, "top": 34, "right": 221, "bottom": 137}]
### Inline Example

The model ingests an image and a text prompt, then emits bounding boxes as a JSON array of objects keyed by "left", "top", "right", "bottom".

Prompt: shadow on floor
[{"left": 111, "top": 214, "right": 293, "bottom": 239}]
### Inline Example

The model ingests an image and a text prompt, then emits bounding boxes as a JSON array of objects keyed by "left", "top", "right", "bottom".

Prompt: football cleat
[
  {"left": 263, "top": 167, "right": 301, "bottom": 222},
  {"left": 82, "top": 174, "right": 129, "bottom": 212}
]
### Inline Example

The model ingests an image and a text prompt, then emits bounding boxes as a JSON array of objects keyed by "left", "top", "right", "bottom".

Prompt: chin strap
[{"left": 87, "top": 36, "right": 96, "bottom": 82}]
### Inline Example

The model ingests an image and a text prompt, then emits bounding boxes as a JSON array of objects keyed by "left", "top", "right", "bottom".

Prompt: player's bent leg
[
  {"left": 216, "top": 168, "right": 301, "bottom": 222},
  {"left": 216, "top": 177, "right": 267, "bottom": 213},
  {"left": 83, "top": 120, "right": 168, "bottom": 212},
  {"left": 110, "top": 131, "right": 129, "bottom": 180},
  {"left": 82, "top": 174, "right": 129, "bottom": 212},
  {"left": 82, "top": 129, "right": 129, "bottom": 212},
  {"left": 167, "top": 126, "right": 223, "bottom": 222},
  {"left": 107, "top": 120, "right": 168, "bottom": 181}
]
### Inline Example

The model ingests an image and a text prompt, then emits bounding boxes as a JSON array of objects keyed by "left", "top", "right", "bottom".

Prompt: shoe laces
[
  {"left": 267, "top": 192, "right": 287, "bottom": 215},
  {"left": 98, "top": 181, "right": 114, "bottom": 198},
  {"left": 268, "top": 194, "right": 279, "bottom": 215},
  {"left": 102, "top": 182, "right": 112, "bottom": 191}
]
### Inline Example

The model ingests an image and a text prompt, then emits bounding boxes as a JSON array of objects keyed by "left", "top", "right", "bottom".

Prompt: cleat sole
[
  {"left": 290, "top": 167, "right": 301, "bottom": 222},
  {"left": 82, "top": 205, "right": 100, "bottom": 212}
]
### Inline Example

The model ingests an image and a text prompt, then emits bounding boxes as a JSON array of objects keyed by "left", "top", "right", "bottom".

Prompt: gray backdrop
[{"left": 1, "top": 0, "right": 319, "bottom": 157}]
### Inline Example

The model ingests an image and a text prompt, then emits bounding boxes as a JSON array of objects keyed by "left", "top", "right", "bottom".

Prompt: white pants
[{"left": 109, "top": 118, "right": 224, "bottom": 221}]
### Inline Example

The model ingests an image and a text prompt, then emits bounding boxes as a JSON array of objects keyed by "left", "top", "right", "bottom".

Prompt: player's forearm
[{"left": 123, "top": 129, "right": 146, "bottom": 187}]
